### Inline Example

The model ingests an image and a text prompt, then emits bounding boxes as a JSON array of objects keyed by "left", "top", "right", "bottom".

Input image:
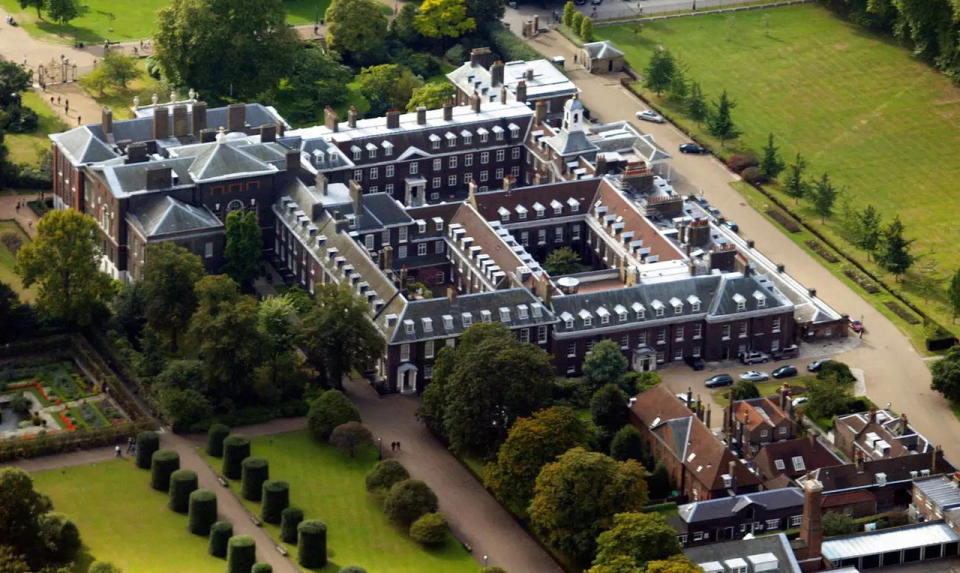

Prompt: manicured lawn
[
  {"left": 31, "top": 459, "right": 224, "bottom": 573},
  {"left": 0, "top": 219, "right": 35, "bottom": 302},
  {"left": 212, "top": 431, "right": 478, "bottom": 572},
  {"left": 596, "top": 4, "right": 960, "bottom": 334},
  {"left": 712, "top": 376, "right": 813, "bottom": 407},
  {"left": 6, "top": 92, "right": 67, "bottom": 168},
  {"left": 80, "top": 60, "right": 171, "bottom": 120}
]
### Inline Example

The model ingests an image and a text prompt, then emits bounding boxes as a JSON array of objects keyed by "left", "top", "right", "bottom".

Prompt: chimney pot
[
  {"left": 386, "top": 109, "right": 400, "bottom": 129},
  {"left": 416, "top": 106, "right": 427, "bottom": 125},
  {"left": 348, "top": 106, "right": 358, "bottom": 128},
  {"left": 471, "top": 91, "right": 481, "bottom": 114},
  {"left": 324, "top": 106, "right": 339, "bottom": 132},
  {"left": 191, "top": 101, "right": 207, "bottom": 135},
  {"left": 443, "top": 100, "right": 454, "bottom": 121},
  {"left": 152, "top": 106, "right": 169, "bottom": 140},
  {"left": 226, "top": 103, "right": 245, "bottom": 132},
  {"left": 101, "top": 107, "right": 113, "bottom": 135},
  {"left": 172, "top": 104, "right": 189, "bottom": 137}
]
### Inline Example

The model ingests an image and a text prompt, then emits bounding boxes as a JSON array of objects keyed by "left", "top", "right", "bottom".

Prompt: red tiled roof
[
  {"left": 822, "top": 489, "right": 876, "bottom": 508},
  {"left": 594, "top": 179, "right": 685, "bottom": 263},
  {"left": 733, "top": 397, "right": 790, "bottom": 432},
  {"left": 754, "top": 437, "right": 844, "bottom": 481}
]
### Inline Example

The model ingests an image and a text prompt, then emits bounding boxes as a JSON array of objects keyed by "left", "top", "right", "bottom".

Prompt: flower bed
[
  {"left": 766, "top": 208, "right": 802, "bottom": 233},
  {"left": 805, "top": 240, "right": 840, "bottom": 263},
  {"left": 5, "top": 381, "right": 54, "bottom": 403}
]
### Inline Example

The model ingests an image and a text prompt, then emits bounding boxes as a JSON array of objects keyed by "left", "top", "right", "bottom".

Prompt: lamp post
[
  {"left": 377, "top": 437, "right": 382, "bottom": 460},
  {"left": 483, "top": 555, "right": 488, "bottom": 566}
]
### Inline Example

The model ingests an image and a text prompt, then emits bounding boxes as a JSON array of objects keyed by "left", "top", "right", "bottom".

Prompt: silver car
[
  {"left": 740, "top": 370, "right": 770, "bottom": 382},
  {"left": 636, "top": 110, "right": 665, "bottom": 124}
]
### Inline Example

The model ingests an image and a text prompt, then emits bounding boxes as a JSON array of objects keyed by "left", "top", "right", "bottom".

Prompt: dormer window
[
  {"left": 517, "top": 305, "right": 529, "bottom": 320},
  {"left": 446, "top": 132, "right": 457, "bottom": 147},
  {"left": 429, "top": 133, "right": 441, "bottom": 150},
  {"left": 579, "top": 309, "right": 592, "bottom": 327},
  {"left": 492, "top": 125, "right": 504, "bottom": 141},
  {"left": 632, "top": 302, "right": 645, "bottom": 319},
  {"left": 443, "top": 314, "right": 454, "bottom": 331},
  {"left": 567, "top": 197, "right": 580, "bottom": 212},
  {"left": 733, "top": 293, "right": 747, "bottom": 312},
  {"left": 561, "top": 312, "right": 574, "bottom": 329},
  {"left": 531, "top": 303, "right": 543, "bottom": 318},
  {"left": 403, "top": 319, "right": 415, "bottom": 335},
  {"left": 461, "top": 129, "right": 472, "bottom": 145},
  {"left": 382, "top": 141, "right": 393, "bottom": 156},
  {"left": 366, "top": 142, "right": 377, "bottom": 158},
  {"left": 478, "top": 127, "right": 489, "bottom": 143},
  {"left": 615, "top": 305, "right": 628, "bottom": 322},
  {"left": 533, "top": 202, "right": 545, "bottom": 218},
  {"left": 597, "top": 307, "right": 610, "bottom": 325},
  {"left": 509, "top": 123, "right": 520, "bottom": 138},
  {"left": 351, "top": 145, "right": 361, "bottom": 160},
  {"left": 480, "top": 310, "right": 492, "bottom": 323},
  {"left": 688, "top": 295, "right": 701, "bottom": 312},
  {"left": 499, "top": 307, "right": 511, "bottom": 322},
  {"left": 516, "top": 205, "right": 527, "bottom": 220},
  {"left": 498, "top": 206, "right": 510, "bottom": 222},
  {"left": 462, "top": 312, "right": 473, "bottom": 327},
  {"left": 670, "top": 297, "right": 683, "bottom": 315},
  {"left": 433, "top": 217, "right": 444, "bottom": 232},
  {"left": 422, "top": 317, "right": 433, "bottom": 333},
  {"left": 417, "top": 219, "right": 426, "bottom": 233},
  {"left": 652, "top": 300, "right": 665, "bottom": 317},
  {"left": 753, "top": 291, "right": 767, "bottom": 308},
  {"left": 551, "top": 199, "right": 563, "bottom": 215}
]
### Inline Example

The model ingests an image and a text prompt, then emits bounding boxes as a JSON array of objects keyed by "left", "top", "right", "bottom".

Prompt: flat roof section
[{"left": 822, "top": 523, "right": 960, "bottom": 561}]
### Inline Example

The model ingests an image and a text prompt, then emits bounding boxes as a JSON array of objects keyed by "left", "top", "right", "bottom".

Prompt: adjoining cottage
[{"left": 581, "top": 41, "right": 626, "bottom": 74}]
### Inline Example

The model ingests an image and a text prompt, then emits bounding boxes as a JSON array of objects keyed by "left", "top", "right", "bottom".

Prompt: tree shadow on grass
[{"left": 35, "top": 19, "right": 106, "bottom": 44}]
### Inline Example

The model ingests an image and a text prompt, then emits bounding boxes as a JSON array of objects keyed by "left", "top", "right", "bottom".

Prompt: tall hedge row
[
  {"left": 208, "top": 521, "right": 233, "bottom": 558},
  {"left": 251, "top": 564, "right": 272, "bottom": 573},
  {"left": 188, "top": 489, "right": 218, "bottom": 535},
  {"left": 206, "top": 424, "right": 230, "bottom": 457},
  {"left": 150, "top": 449, "right": 180, "bottom": 491},
  {"left": 280, "top": 506, "right": 304, "bottom": 544},
  {"left": 241, "top": 457, "right": 270, "bottom": 501},
  {"left": 221, "top": 435, "right": 251, "bottom": 479},
  {"left": 135, "top": 431, "right": 160, "bottom": 469},
  {"left": 297, "top": 520, "right": 328, "bottom": 569},
  {"left": 261, "top": 480, "right": 290, "bottom": 524},
  {"left": 226, "top": 535, "right": 256, "bottom": 573},
  {"left": 168, "top": 469, "right": 198, "bottom": 513}
]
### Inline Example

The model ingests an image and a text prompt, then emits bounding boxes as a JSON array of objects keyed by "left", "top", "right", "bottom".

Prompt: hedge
[
  {"left": 206, "top": 424, "right": 230, "bottom": 457},
  {"left": 364, "top": 459, "right": 409, "bottom": 493},
  {"left": 0, "top": 420, "right": 155, "bottom": 463},
  {"left": 226, "top": 535, "right": 256, "bottom": 573},
  {"left": 188, "top": 489, "right": 218, "bottom": 535},
  {"left": 208, "top": 521, "right": 233, "bottom": 558},
  {"left": 409, "top": 512, "right": 448, "bottom": 546},
  {"left": 241, "top": 457, "right": 270, "bottom": 502},
  {"left": 221, "top": 435, "right": 251, "bottom": 480},
  {"left": 261, "top": 480, "right": 290, "bottom": 524},
  {"left": 280, "top": 506, "right": 304, "bottom": 544},
  {"left": 136, "top": 431, "right": 160, "bottom": 469},
  {"left": 297, "top": 520, "right": 328, "bottom": 569},
  {"left": 150, "top": 450, "right": 180, "bottom": 491},
  {"left": 168, "top": 469, "right": 198, "bottom": 513},
  {"left": 251, "top": 564, "right": 272, "bottom": 573}
]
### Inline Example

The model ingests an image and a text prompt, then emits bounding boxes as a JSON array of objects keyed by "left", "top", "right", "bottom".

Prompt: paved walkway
[
  {"left": 342, "top": 377, "right": 564, "bottom": 573},
  {"left": 0, "top": 192, "right": 40, "bottom": 236}
]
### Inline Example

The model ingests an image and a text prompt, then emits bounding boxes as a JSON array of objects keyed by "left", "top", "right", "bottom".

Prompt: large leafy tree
[
  {"left": 46, "top": 0, "right": 79, "bottom": 27},
  {"left": 530, "top": 448, "right": 649, "bottom": 565},
  {"left": 16, "top": 210, "right": 112, "bottom": 326},
  {"left": 17, "top": 0, "right": 44, "bottom": 18},
  {"left": 484, "top": 406, "right": 594, "bottom": 515},
  {"left": 141, "top": 242, "right": 205, "bottom": 351},
  {"left": 582, "top": 339, "right": 628, "bottom": 391},
  {"left": 154, "top": 0, "right": 298, "bottom": 102},
  {"left": 590, "top": 383, "right": 629, "bottom": 436},
  {"left": 325, "top": 0, "right": 389, "bottom": 65},
  {"left": 406, "top": 82, "right": 456, "bottom": 112},
  {"left": 418, "top": 322, "right": 556, "bottom": 456},
  {"left": 609, "top": 425, "right": 644, "bottom": 462},
  {"left": 269, "top": 45, "right": 352, "bottom": 124},
  {"left": 0, "top": 468, "right": 53, "bottom": 566},
  {"left": 543, "top": 246, "right": 581, "bottom": 276},
  {"left": 356, "top": 64, "right": 424, "bottom": 117},
  {"left": 0, "top": 61, "right": 32, "bottom": 108},
  {"left": 0, "top": 281, "right": 35, "bottom": 343},
  {"left": 307, "top": 389, "right": 361, "bottom": 441},
  {"left": 223, "top": 209, "right": 262, "bottom": 288},
  {"left": 706, "top": 90, "right": 740, "bottom": 146},
  {"left": 593, "top": 512, "right": 682, "bottom": 571},
  {"left": 644, "top": 48, "right": 675, "bottom": 96},
  {"left": 299, "top": 284, "right": 384, "bottom": 389},
  {"left": 257, "top": 295, "right": 299, "bottom": 387},
  {"left": 415, "top": 0, "right": 476, "bottom": 41},
  {"left": 465, "top": 0, "right": 504, "bottom": 21},
  {"left": 931, "top": 347, "right": 960, "bottom": 402},
  {"left": 876, "top": 215, "right": 915, "bottom": 279}
]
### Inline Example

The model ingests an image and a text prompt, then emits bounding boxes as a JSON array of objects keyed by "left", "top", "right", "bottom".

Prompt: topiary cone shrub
[
  {"left": 206, "top": 423, "right": 230, "bottom": 457},
  {"left": 241, "top": 457, "right": 270, "bottom": 501},
  {"left": 135, "top": 431, "right": 159, "bottom": 469},
  {"left": 251, "top": 564, "right": 272, "bottom": 573},
  {"left": 208, "top": 521, "right": 233, "bottom": 558},
  {"left": 168, "top": 469, "right": 198, "bottom": 513},
  {"left": 188, "top": 489, "right": 217, "bottom": 535},
  {"left": 226, "top": 535, "right": 256, "bottom": 573},
  {"left": 221, "top": 435, "right": 251, "bottom": 480},
  {"left": 150, "top": 449, "right": 180, "bottom": 492},
  {"left": 297, "top": 520, "right": 327, "bottom": 569},
  {"left": 261, "top": 480, "right": 290, "bottom": 524},
  {"left": 280, "top": 506, "right": 304, "bottom": 544}
]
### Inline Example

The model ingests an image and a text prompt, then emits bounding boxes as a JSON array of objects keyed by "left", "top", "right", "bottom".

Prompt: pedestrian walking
[
  {"left": 396, "top": 441, "right": 401, "bottom": 452},
  {"left": 115, "top": 445, "right": 122, "bottom": 457},
  {"left": 65, "top": 99, "right": 69, "bottom": 113},
  {"left": 57, "top": 96, "right": 61, "bottom": 105}
]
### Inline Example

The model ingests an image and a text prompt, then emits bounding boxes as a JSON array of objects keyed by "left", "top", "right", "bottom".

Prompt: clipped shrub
[
  {"left": 297, "top": 520, "right": 328, "bottom": 569},
  {"left": 221, "top": 435, "right": 251, "bottom": 479},
  {"left": 188, "top": 489, "right": 218, "bottom": 535},
  {"left": 241, "top": 457, "right": 270, "bottom": 501},
  {"left": 409, "top": 512, "right": 448, "bottom": 546},
  {"left": 261, "top": 480, "right": 290, "bottom": 524},
  {"left": 307, "top": 390, "right": 360, "bottom": 442},
  {"left": 252, "top": 564, "right": 273, "bottom": 573},
  {"left": 208, "top": 521, "right": 234, "bottom": 558},
  {"left": 383, "top": 479, "right": 438, "bottom": 525},
  {"left": 365, "top": 459, "right": 409, "bottom": 493},
  {"left": 480, "top": 568, "right": 508, "bottom": 573},
  {"left": 168, "top": 469, "right": 199, "bottom": 513},
  {"left": 281, "top": 506, "right": 305, "bottom": 544},
  {"left": 726, "top": 152, "right": 759, "bottom": 173},
  {"left": 150, "top": 449, "right": 180, "bottom": 492},
  {"left": 226, "top": 535, "right": 256, "bottom": 573},
  {"left": 206, "top": 423, "right": 230, "bottom": 457},
  {"left": 340, "top": 567, "right": 368, "bottom": 573},
  {"left": 135, "top": 430, "right": 159, "bottom": 469},
  {"left": 741, "top": 166, "right": 766, "bottom": 185}
]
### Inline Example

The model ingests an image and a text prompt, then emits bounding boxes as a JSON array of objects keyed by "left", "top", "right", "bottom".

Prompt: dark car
[
  {"left": 685, "top": 356, "right": 705, "bottom": 371},
  {"left": 574, "top": 0, "right": 587, "bottom": 5},
  {"left": 679, "top": 143, "right": 707, "bottom": 154},
  {"left": 807, "top": 358, "right": 832, "bottom": 372},
  {"left": 590, "top": 0, "right": 603, "bottom": 5},
  {"left": 772, "top": 365, "right": 798, "bottom": 379},
  {"left": 705, "top": 373, "right": 734, "bottom": 388},
  {"left": 724, "top": 220, "right": 739, "bottom": 233}
]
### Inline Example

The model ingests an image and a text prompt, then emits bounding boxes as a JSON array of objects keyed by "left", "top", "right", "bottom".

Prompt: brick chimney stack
[
  {"left": 324, "top": 106, "right": 338, "bottom": 132},
  {"left": 516, "top": 80, "right": 527, "bottom": 103},
  {"left": 490, "top": 60, "right": 504, "bottom": 87},
  {"left": 471, "top": 91, "right": 481, "bottom": 114},
  {"left": 799, "top": 475, "right": 824, "bottom": 561},
  {"left": 348, "top": 106, "right": 358, "bottom": 129},
  {"left": 443, "top": 100, "right": 454, "bottom": 121}
]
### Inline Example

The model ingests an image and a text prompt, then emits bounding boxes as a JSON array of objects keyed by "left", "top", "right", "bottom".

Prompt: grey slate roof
[
  {"left": 126, "top": 195, "right": 223, "bottom": 238},
  {"left": 49, "top": 127, "right": 119, "bottom": 165},
  {"left": 582, "top": 41, "right": 625, "bottom": 59},
  {"left": 188, "top": 142, "right": 277, "bottom": 182},
  {"left": 544, "top": 129, "right": 599, "bottom": 157},
  {"left": 678, "top": 488, "right": 803, "bottom": 523},
  {"left": 711, "top": 274, "right": 790, "bottom": 316},
  {"left": 95, "top": 157, "right": 195, "bottom": 197},
  {"left": 684, "top": 534, "right": 802, "bottom": 573}
]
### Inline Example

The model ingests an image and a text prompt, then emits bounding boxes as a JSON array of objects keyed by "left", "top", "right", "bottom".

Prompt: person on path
[
  {"left": 65, "top": 100, "right": 69, "bottom": 113},
  {"left": 114, "top": 445, "right": 121, "bottom": 457}
]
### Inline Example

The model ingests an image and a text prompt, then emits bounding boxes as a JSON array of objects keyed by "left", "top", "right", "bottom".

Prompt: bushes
[
  {"left": 307, "top": 390, "right": 361, "bottom": 442},
  {"left": 365, "top": 459, "right": 410, "bottom": 493},
  {"left": 150, "top": 449, "right": 180, "bottom": 491},
  {"left": 339, "top": 567, "right": 368, "bottom": 573},
  {"left": 806, "top": 240, "right": 840, "bottom": 263},
  {"left": 843, "top": 266, "right": 882, "bottom": 294},
  {"left": 136, "top": 431, "right": 160, "bottom": 469},
  {"left": 483, "top": 21, "right": 541, "bottom": 62},
  {"left": 206, "top": 423, "right": 230, "bottom": 457},
  {"left": 251, "top": 564, "right": 272, "bottom": 573},
  {"left": 226, "top": 535, "right": 256, "bottom": 573},
  {"left": 297, "top": 520, "right": 328, "bottom": 569},
  {"left": 409, "top": 512, "right": 448, "bottom": 546},
  {"left": 208, "top": 521, "right": 234, "bottom": 557},
  {"left": 221, "top": 435, "right": 251, "bottom": 479},
  {"left": 241, "top": 457, "right": 270, "bottom": 501},
  {"left": 261, "top": 480, "right": 290, "bottom": 524},
  {"left": 383, "top": 479, "right": 438, "bottom": 525},
  {"left": 726, "top": 153, "right": 758, "bottom": 173},
  {"left": 330, "top": 421, "right": 373, "bottom": 457},
  {"left": 741, "top": 166, "right": 766, "bottom": 185},
  {"left": 188, "top": 489, "right": 218, "bottom": 535},
  {"left": 168, "top": 469, "right": 199, "bottom": 513},
  {"left": 766, "top": 208, "right": 802, "bottom": 233},
  {"left": 281, "top": 506, "right": 304, "bottom": 544},
  {"left": 925, "top": 323, "right": 958, "bottom": 351}
]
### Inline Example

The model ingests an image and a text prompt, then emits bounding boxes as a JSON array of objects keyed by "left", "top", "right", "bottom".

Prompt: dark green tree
[
  {"left": 406, "top": 83, "right": 456, "bottom": 112},
  {"left": 759, "top": 133, "right": 785, "bottom": 180},
  {"left": 590, "top": 384, "right": 629, "bottom": 436},
  {"left": 583, "top": 340, "right": 628, "bottom": 391},
  {"left": 730, "top": 380, "right": 760, "bottom": 401},
  {"left": 876, "top": 216, "right": 915, "bottom": 279},
  {"left": 609, "top": 425, "right": 644, "bottom": 462},
  {"left": 366, "top": 460, "right": 410, "bottom": 493},
  {"left": 37, "top": 512, "right": 81, "bottom": 562},
  {"left": 0, "top": 281, "right": 35, "bottom": 343},
  {"left": 810, "top": 173, "right": 840, "bottom": 222},
  {"left": 0, "top": 61, "right": 32, "bottom": 107},
  {"left": 931, "top": 347, "right": 960, "bottom": 402},
  {"left": 0, "top": 468, "right": 53, "bottom": 565},
  {"left": 223, "top": 210, "right": 261, "bottom": 288},
  {"left": 543, "top": 246, "right": 581, "bottom": 276},
  {"left": 666, "top": 63, "right": 687, "bottom": 105},
  {"left": 269, "top": 45, "right": 352, "bottom": 124},
  {"left": 383, "top": 479, "right": 438, "bottom": 524},
  {"left": 141, "top": 243, "right": 205, "bottom": 352},
  {"left": 307, "top": 389, "right": 361, "bottom": 441},
  {"left": 647, "top": 461, "right": 672, "bottom": 499},
  {"left": 17, "top": 0, "right": 44, "bottom": 18},
  {"left": 592, "top": 512, "right": 681, "bottom": 571},
  {"left": 706, "top": 90, "right": 740, "bottom": 146},
  {"left": 46, "top": 0, "right": 79, "bottom": 27},
  {"left": 562, "top": 0, "right": 575, "bottom": 26},
  {"left": 257, "top": 294, "right": 299, "bottom": 388},
  {"left": 853, "top": 204, "right": 883, "bottom": 256},
  {"left": 783, "top": 152, "right": 808, "bottom": 204},
  {"left": 325, "top": 0, "right": 389, "bottom": 65},
  {"left": 948, "top": 270, "right": 960, "bottom": 323},
  {"left": 356, "top": 64, "right": 423, "bottom": 117},
  {"left": 644, "top": 48, "right": 675, "bottom": 97},
  {"left": 822, "top": 511, "right": 858, "bottom": 536},
  {"left": 579, "top": 16, "right": 594, "bottom": 41},
  {"left": 329, "top": 421, "right": 373, "bottom": 457},
  {"left": 409, "top": 512, "right": 448, "bottom": 546},
  {"left": 389, "top": 3, "right": 420, "bottom": 45},
  {"left": 465, "top": 0, "right": 504, "bottom": 21},
  {"left": 686, "top": 81, "right": 708, "bottom": 125},
  {"left": 98, "top": 49, "right": 139, "bottom": 90}
]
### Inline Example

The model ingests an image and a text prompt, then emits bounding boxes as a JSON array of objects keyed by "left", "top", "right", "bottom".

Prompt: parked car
[
  {"left": 807, "top": 358, "right": 832, "bottom": 372},
  {"left": 739, "top": 350, "right": 770, "bottom": 365},
  {"left": 705, "top": 373, "right": 734, "bottom": 388},
  {"left": 791, "top": 396, "right": 809, "bottom": 408},
  {"left": 740, "top": 370, "right": 770, "bottom": 382},
  {"left": 772, "top": 365, "right": 798, "bottom": 379},
  {"left": 724, "top": 220, "right": 739, "bottom": 233},
  {"left": 771, "top": 344, "right": 799, "bottom": 360},
  {"left": 636, "top": 110, "right": 665, "bottom": 124},
  {"left": 574, "top": 0, "right": 587, "bottom": 5},
  {"left": 707, "top": 206, "right": 722, "bottom": 217},
  {"left": 679, "top": 142, "right": 707, "bottom": 154},
  {"left": 590, "top": 0, "right": 603, "bottom": 5},
  {"left": 685, "top": 355, "right": 705, "bottom": 371},
  {"left": 849, "top": 319, "right": 864, "bottom": 333}
]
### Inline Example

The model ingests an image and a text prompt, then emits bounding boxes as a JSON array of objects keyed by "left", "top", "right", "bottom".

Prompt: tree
[
  {"left": 686, "top": 81, "right": 708, "bottom": 125},
  {"left": 853, "top": 204, "right": 883, "bottom": 256},
  {"left": 88, "top": 562, "right": 123, "bottom": 573},
  {"left": 586, "top": 556, "right": 639, "bottom": 573},
  {"left": 948, "top": 270, "right": 960, "bottom": 323},
  {"left": 257, "top": 295, "right": 299, "bottom": 388},
  {"left": 366, "top": 460, "right": 410, "bottom": 493},
  {"left": 644, "top": 48, "right": 675, "bottom": 97},
  {"left": 583, "top": 340, "right": 628, "bottom": 391},
  {"left": 155, "top": 0, "right": 299, "bottom": 103},
  {"left": 666, "top": 64, "right": 687, "bottom": 105},
  {"left": 609, "top": 425, "right": 644, "bottom": 462},
  {"left": 299, "top": 284, "right": 385, "bottom": 389},
  {"left": 580, "top": 17, "right": 594, "bottom": 41},
  {"left": 730, "top": 380, "right": 759, "bottom": 401},
  {"left": 269, "top": 45, "right": 352, "bottom": 124},
  {"left": 706, "top": 90, "right": 741, "bottom": 146},
  {"left": 876, "top": 216, "right": 915, "bottom": 279},
  {"left": 389, "top": 3, "right": 420, "bottom": 45},
  {"left": 563, "top": 0, "right": 576, "bottom": 26},
  {"left": 409, "top": 512, "right": 448, "bottom": 546},
  {"left": 822, "top": 511, "right": 858, "bottom": 536},
  {"left": 157, "top": 387, "right": 212, "bottom": 432},
  {"left": 383, "top": 480, "right": 438, "bottom": 525},
  {"left": 465, "top": 0, "right": 504, "bottom": 21},
  {"left": 810, "top": 173, "right": 840, "bottom": 222},
  {"left": 307, "top": 390, "right": 361, "bottom": 441},
  {"left": 571, "top": 12, "right": 584, "bottom": 35},
  {"left": 0, "top": 61, "right": 32, "bottom": 108},
  {"left": 15, "top": 209, "right": 112, "bottom": 326},
  {"left": 99, "top": 49, "right": 139, "bottom": 90},
  {"left": 593, "top": 512, "right": 682, "bottom": 570},
  {"left": 415, "top": 0, "right": 477, "bottom": 41},
  {"left": 46, "top": 0, "right": 79, "bottom": 27},
  {"left": 222, "top": 210, "right": 261, "bottom": 288},
  {"left": 0, "top": 468, "right": 53, "bottom": 564},
  {"left": 0, "top": 546, "right": 30, "bottom": 573},
  {"left": 783, "top": 153, "right": 808, "bottom": 204},
  {"left": 484, "top": 406, "right": 594, "bottom": 515},
  {"left": 805, "top": 366, "right": 855, "bottom": 421},
  {"left": 931, "top": 347, "right": 960, "bottom": 402},
  {"left": 417, "top": 323, "right": 556, "bottom": 456},
  {"left": 406, "top": 82, "right": 456, "bottom": 112},
  {"left": 543, "top": 246, "right": 581, "bottom": 276},
  {"left": 647, "top": 462, "right": 672, "bottom": 499},
  {"left": 530, "top": 448, "right": 649, "bottom": 565},
  {"left": 356, "top": 64, "right": 424, "bottom": 117},
  {"left": 591, "top": 384, "right": 629, "bottom": 436},
  {"left": 37, "top": 512, "right": 81, "bottom": 562},
  {"left": 621, "top": 371, "right": 660, "bottom": 396},
  {"left": 325, "top": 0, "right": 389, "bottom": 65},
  {"left": 329, "top": 421, "right": 373, "bottom": 457},
  {"left": 759, "top": 133, "right": 785, "bottom": 180},
  {"left": 0, "top": 281, "right": 35, "bottom": 343},
  {"left": 17, "top": 0, "right": 44, "bottom": 18},
  {"left": 644, "top": 554, "right": 702, "bottom": 573},
  {"left": 141, "top": 243, "right": 205, "bottom": 351}
]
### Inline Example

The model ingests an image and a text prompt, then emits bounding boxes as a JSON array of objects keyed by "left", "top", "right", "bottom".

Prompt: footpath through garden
[{"left": 0, "top": 192, "right": 40, "bottom": 237}]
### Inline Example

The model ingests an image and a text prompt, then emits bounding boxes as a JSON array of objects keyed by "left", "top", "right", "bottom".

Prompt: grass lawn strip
[
  {"left": 0, "top": 219, "right": 35, "bottom": 302},
  {"left": 5, "top": 92, "right": 68, "bottom": 167}
]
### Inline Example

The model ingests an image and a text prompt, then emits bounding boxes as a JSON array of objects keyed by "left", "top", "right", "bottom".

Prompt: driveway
[{"left": 523, "top": 29, "right": 960, "bottom": 462}]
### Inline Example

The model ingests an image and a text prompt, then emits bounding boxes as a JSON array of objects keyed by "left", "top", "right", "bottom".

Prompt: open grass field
[
  {"left": 0, "top": 219, "right": 35, "bottom": 302},
  {"left": 31, "top": 459, "right": 224, "bottom": 573},
  {"left": 596, "top": 4, "right": 960, "bottom": 332},
  {"left": 6, "top": 92, "right": 67, "bottom": 168},
  {"left": 210, "top": 430, "right": 479, "bottom": 573}
]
